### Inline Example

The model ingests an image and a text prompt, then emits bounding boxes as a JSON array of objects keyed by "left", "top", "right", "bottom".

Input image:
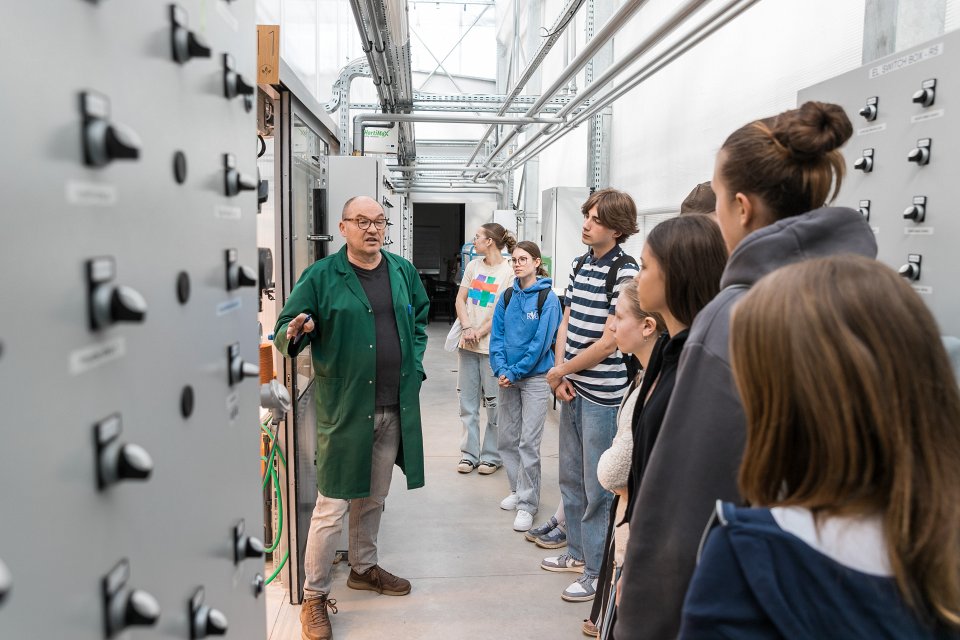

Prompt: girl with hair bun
[
  {"left": 616, "top": 102, "right": 880, "bottom": 640},
  {"left": 454, "top": 222, "right": 516, "bottom": 475}
]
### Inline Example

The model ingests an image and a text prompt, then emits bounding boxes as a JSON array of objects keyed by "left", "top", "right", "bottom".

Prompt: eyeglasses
[
  {"left": 344, "top": 217, "right": 389, "bottom": 230},
  {"left": 509, "top": 256, "right": 531, "bottom": 265},
  {"left": 473, "top": 234, "right": 488, "bottom": 242}
]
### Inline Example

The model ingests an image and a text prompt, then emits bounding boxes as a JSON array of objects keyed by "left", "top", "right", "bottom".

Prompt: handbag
[{"left": 444, "top": 318, "right": 462, "bottom": 352}]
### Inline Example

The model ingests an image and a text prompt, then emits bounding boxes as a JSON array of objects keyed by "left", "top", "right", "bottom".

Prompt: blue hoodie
[
  {"left": 680, "top": 502, "right": 958, "bottom": 639},
  {"left": 489, "top": 277, "right": 561, "bottom": 383}
]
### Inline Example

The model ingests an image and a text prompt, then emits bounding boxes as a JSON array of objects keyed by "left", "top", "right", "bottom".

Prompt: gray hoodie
[{"left": 614, "top": 206, "right": 878, "bottom": 640}]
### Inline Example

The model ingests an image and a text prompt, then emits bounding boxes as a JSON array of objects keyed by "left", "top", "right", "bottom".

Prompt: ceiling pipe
[
  {"left": 461, "top": 0, "right": 589, "bottom": 175},
  {"left": 482, "top": 0, "right": 710, "bottom": 179},
  {"left": 473, "top": 0, "right": 653, "bottom": 173},
  {"left": 388, "top": 165, "right": 490, "bottom": 172},
  {"left": 490, "top": 0, "right": 759, "bottom": 177},
  {"left": 352, "top": 112, "right": 565, "bottom": 151}
]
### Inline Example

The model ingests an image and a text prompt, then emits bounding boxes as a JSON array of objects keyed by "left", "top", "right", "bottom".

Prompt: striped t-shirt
[{"left": 563, "top": 246, "right": 639, "bottom": 406}]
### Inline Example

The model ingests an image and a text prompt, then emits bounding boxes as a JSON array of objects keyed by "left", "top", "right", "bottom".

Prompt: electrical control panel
[
  {"left": 799, "top": 30, "right": 960, "bottom": 338},
  {"left": 0, "top": 2, "right": 265, "bottom": 638}
]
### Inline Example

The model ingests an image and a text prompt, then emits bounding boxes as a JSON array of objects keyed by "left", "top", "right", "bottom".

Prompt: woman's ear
[{"left": 642, "top": 317, "right": 657, "bottom": 338}]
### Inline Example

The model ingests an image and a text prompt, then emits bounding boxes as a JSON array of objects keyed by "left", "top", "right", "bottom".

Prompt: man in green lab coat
[{"left": 274, "top": 195, "right": 429, "bottom": 640}]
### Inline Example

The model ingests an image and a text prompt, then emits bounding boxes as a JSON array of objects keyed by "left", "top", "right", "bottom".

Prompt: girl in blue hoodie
[{"left": 490, "top": 241, "right": 562, "bottom": 532}]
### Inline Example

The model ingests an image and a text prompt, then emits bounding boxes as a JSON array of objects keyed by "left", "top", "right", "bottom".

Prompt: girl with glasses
[{"left": 489, "top": 241, "right": 562, "bottom": 531}]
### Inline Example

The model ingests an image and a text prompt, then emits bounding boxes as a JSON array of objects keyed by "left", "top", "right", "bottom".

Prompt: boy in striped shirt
[{"left": 542, "top": 188, "right": 639, "bottom": 603}]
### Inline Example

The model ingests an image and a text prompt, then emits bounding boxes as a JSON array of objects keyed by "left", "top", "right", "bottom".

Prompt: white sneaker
[
  {"left": 513, "top": 510, "right": 534, "bottom": 531},
  {"left": 499, "top": 492, "right": 518, "bottom": 510}
]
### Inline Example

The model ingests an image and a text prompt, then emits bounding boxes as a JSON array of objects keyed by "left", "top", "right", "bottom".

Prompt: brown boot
[
  {"left": 300, "top": 595, "right": 337, "bottom": 640},
  {"left": 582, "top": 618, "right": 599, "bottom": 637},
  {"left": 346, "top": 565, "right": 411, "bottom": 596}
]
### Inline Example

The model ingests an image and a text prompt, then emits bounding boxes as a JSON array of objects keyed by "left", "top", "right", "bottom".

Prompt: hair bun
[{"left": 772, "top": 101, "right": 853, "bottom": 161}]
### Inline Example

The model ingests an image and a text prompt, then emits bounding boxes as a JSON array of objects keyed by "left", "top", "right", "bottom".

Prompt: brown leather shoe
[
  {"left": 347, "top": 565, "right": 411, "bottom": 596},
  {"left": 582, "top": 618, "right": 599, "bottom": 637},
  {"left": 300, "top": 595, "right": 337, "bottom": 640}
]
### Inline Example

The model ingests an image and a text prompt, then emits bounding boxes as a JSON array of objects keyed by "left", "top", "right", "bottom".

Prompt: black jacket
[{"left": 613, "top": 207, "right": 878, "bottom": 640}]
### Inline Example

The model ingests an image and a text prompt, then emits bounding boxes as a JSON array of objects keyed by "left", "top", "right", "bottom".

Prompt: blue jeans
[
  {"left": 498, "top": 374, "right": 550, "bottom": 514},
  {"left": 457, "top": 349, "right": 501, "bottom": 465},
  {"left": 558, "top": 395, "right": 618, "bottom": 577}
]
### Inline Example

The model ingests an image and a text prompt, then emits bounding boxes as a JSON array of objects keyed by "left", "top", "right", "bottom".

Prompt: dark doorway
[{"left": 413, "top": 202, "right": 465, "bottom": 323}]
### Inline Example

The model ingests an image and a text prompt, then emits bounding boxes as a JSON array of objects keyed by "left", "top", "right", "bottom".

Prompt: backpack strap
[
  {"left": 536, "top": 288, "right": 549, "bottom": 317},
  {"left": 605, "top": 252, "right": 635, "bottom": 303},
  {"left": 572, "top": 252, "right": 590, "bottom": 281},
  {"left": 502, "top": 287, "right": 513, "bottom": 309}
]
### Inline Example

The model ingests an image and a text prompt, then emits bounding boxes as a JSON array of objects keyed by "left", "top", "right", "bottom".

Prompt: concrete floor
[{"left": 266, "top": 322, "right": 591, "bottom": 639}]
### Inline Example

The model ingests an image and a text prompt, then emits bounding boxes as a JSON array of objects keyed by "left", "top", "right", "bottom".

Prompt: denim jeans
[
  {"left": 457, "top": 348, "right": 501, "bottom": 465},
  {"left": 497, "top": 374, "right": 550, "bottom": 514},
  {"left": 558, "top": 395, "right": 618, "bottom": 577},
  {"left": 303, "top": 405, "right": 400, "bottom": 597}
]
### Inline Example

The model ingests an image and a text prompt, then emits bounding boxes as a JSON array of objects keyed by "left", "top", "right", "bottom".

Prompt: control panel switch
[
  {"left": 233, "top": 520, "right": 265, "bottom": 565},
  {"left": 907, "top": 139, "right": 932, "bottom": 166},
  {"left": 0, "top": 558, "right": 10, "bottom": 606},
  {"left": 902, "top": 196, "right": 927, "bottom": 223},
  {"left": 858, "top": 96, "right": 878, "bottom": 121},
  {"left": 858, "top": 199, "right": 871, "bottom": 221},
  {"left": 898, "top": 254, "right": 922, "bottom": 282},
  {"left": 95, "top": 414, "right": 154, "bottom": 490},
  {"left": 912, "top": 79, "right": 936, "bottom": 108},
  {"left": 223, "top": 53, "right": 255, "bottom": 99},
  {"left": 225, "top": 249, "right": 257, "bottom": 291},
  {"left": 87, "top": 258, "right": 147, "bottom": 331},
  {"left": 190, "top": 588, "right": 228, "bottom": 639},
  {"left": 171, "top": 5, "right": 212, "bottom": 64},
  {"left": 81, "top": 92, "right": 142, "bottom": 168},
  {"left": 103, "top": 560, "right": 160, "bottom": 638},
  {"left": 224, "top": 154, "right": 258, "bottom": 197},
  {"left": 853, "top": 149, "right": 874, "bottom": 173},
  {"left": 228, "top": 343, "right": 259, "bottom": 386}
]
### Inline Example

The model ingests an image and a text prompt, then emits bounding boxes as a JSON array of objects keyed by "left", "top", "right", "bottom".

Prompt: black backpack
[{"left": 569, "top": 250, "right": 641, "bottom": 381}]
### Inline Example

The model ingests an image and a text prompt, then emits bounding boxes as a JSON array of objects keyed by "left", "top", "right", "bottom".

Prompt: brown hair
[
  {"left": 644, "top": 215, "right": 727, "bottom": 328},
  {"left": 618, "top": 279, "right": 666, "bottom": 333},
  {"left": 581, "top": 188, "right": 640, "bottom": 244},
  {"left": 680, "top": 181, "right": 716, "bottom": 214},
  {"left": 513, "top": 241, "right": 549, "bottom": 277},
  {"left": 731, "top": 255, "right": 960, "bottom": 628},
  {"left": 481, "top": 222, "right": 517, "bottom": 252},
  {"left": 719, "top": 101, "right": 852, "bottom": 220}
]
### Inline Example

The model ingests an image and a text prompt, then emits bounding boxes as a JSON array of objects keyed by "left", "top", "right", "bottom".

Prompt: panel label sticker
[
  {"left": 70, "top": 337, "right": 126, "bottom": 375},
  {"left": 912, "top": 285, "right": 932, "bottom": 295},
  {"left": 911, "top": 109, "right": 945, "bottom": 124},
  {"left": 857, "top": 123, "right": 886, "bottom": 136},
  {"left": 905, "top": 227, "right": 934, "bottom": 235},
  {"left": 217, "top": 298, "right": 242, "bottom": 316},
  {"left": 215, "top": 205, "right": 242, "bottom": 220},
  {"left": 869, "top": 42, "right": 943, "bottom": 79},
  {"left": 66, "top": 180, "right": 118, "bottom": 206},
  {"left": 871, "top": 226, "right": 880, "bottom": 235}
]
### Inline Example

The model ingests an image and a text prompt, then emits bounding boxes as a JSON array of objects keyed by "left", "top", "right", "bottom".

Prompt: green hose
[{"left": 260, "top": 419, "right": 289, "bottom": 585}]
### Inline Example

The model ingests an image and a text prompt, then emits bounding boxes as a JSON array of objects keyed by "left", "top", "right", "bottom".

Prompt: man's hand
[
  {"left": 555, "top": 379, "right": 576, "bottom": 401},
  {"left": 286, "top": 313, "right": 316, "bottom": 340},
  {"left": 498, "top": 375, "right": 512, "bottom": 388},
  {"left": 546, "top": 365, "right": 566, "bottom": 391}
]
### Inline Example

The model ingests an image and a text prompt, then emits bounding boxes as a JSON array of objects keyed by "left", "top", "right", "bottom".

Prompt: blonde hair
[
  {"left": 618, "top": 279, "right": 665, "bottom": 334},
  {"left": 731, "top": 255, "right": 960, "bottom": 628}
]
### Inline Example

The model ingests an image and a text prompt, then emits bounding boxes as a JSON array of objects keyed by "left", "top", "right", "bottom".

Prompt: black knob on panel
[
  {"left": 92, "top": 283, "right": 147, "bottom": 330},
  {"left": 252, "top": 574, "right": 265, "bottom": 598},
  {"left": 912, "top": 87, "right": 935, "bottom": 108},
  {"left": 227, "top": 343, "right": 259, "bottom": 386},
  {"left": 853, "top": 156, "right": 873, "bottom": 173},
  {"left": 84, "top": 120, "right": 142, "bottom": 167},
  {"left": 192, "top": 604, "right": 228, "bottom": 639},
  {"left": 228, "top": 265, "right": 257, "bottom": 290},
  {"left": 234, "top": 530, "right": 264, "bottom": 564},
  {"left": 225, "top": 168, "right": 258, "bottom": 196},
  {"left": 0, "top": 558, "right": 11, "bottom": 606},
  {"left": 898, "top": 263, "right": 920, "bottom": 281},
  {"left": 116, "top": 444, "right": 154, "bottom": 480},
  {"left": 858, "top": 105, "right": 876, "bottom": 121},
  {"left": 125, "top": 590, "right": 161, "bottom": 627},
  {"left": 171, "top": 5, "right": 212, "bottom": 63},
  {"left": 902, "top": 205, "right": 925, "bottom": 222},
  {"left": 907, "top": 147, "right": 930, "bottom": 166}
]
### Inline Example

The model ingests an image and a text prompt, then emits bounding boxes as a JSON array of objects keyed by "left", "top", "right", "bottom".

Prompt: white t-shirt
[{"left": 460, "top": 257, "right": 514, "bottom": 354}]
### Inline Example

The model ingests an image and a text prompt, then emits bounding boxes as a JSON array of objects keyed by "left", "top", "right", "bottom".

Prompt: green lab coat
[{"left": 273, "top": 247, "right": 430, "bottom": 499}]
